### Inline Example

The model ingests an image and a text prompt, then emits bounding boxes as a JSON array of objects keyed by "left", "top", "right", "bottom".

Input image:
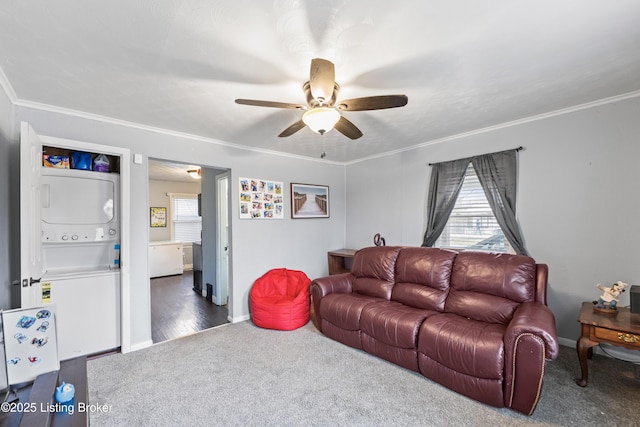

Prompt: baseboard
[
  {"left": 558, "top": 337, "right": 575, "bottom": 348},
  {"left": 558, "top": 336, "right": 606, "bottom": 355},
  {"left": 127, "top": 339, "right": 153, "bottom": 353},
  {"left": 557, "top": 336, "right": 640, "bottom": 362},
  {"left": 230, "top": 314, "right": 250, "bottom": 323}
]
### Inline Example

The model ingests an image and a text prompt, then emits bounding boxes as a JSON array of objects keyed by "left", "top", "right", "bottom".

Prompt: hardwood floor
[{"left": 150, "top": 270, "right": 229, "bottom": 344}]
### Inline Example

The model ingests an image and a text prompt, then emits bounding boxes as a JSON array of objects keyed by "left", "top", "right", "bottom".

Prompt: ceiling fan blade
[
  {"left": 337, "top": 95, "right": 408, "bottom": 111},
  {"left": 235, "top": 99, "right": 306, "bottom": 109},
  {"left": 278, "top": 120, "right": 306, "bottom": 137},
  {"left": 334, "top": 116, "right": 363, "bottom": 140},
  {"left": 309, "top": 58, "right": 335, "bottom": 104}
]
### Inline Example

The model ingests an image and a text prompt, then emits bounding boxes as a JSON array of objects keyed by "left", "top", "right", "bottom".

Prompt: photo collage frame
[{"left": 239, "top": 177, "right": 284, "bottom": 219}]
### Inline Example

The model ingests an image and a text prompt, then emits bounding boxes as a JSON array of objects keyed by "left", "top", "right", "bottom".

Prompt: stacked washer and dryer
[{"left": 39, "top": 166, "right": 121, "bottom": 360}]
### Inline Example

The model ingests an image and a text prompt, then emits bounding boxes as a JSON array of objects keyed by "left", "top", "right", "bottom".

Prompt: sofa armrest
[
  {"left": 309, "top": 273, "right": 354, "bottom": 331},
  {"left": 505, "top": 301, "right": 559, "bottom": 360},
  {"left": 503, "top": 301, "right": 559, "bottom": 415},
  {"left": 311, "top": 273, "right": 354, "bottom": 296}
]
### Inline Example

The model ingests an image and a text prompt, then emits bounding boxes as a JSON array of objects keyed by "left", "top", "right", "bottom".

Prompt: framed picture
[
  {"left": 291, "top": 183, "right": 329, "bottom": 218},
  {"left": 150, "top": 207, "right": 167, "bottom": 227},
  {"left": 238, "top": 177, "right": 284, "bottom": 219}
]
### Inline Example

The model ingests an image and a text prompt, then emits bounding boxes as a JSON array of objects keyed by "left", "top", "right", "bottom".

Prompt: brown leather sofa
[{"left": 310, "top": 246, "right": 559, "bottom": 415}]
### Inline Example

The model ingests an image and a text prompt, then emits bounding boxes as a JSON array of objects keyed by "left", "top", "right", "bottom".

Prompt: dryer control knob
[
  {"left": 61, "top": 235, "right": 69, "bottom": 241},
  {"left": 71, "top": 235, "right": 78, "bottom": 240},
  {"left": 109, "top": 229, "right": 117, "bottom": 236}
]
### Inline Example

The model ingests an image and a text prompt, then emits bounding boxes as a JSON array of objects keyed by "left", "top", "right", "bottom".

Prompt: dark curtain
[
  {"left": 421, "top": 158, "right": 470, "bottom": 247},
  {"left": 471, "top": 150, "right": 528, "bottom": 255}
]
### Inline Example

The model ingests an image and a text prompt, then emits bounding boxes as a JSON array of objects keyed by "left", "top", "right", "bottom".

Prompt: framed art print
[
  {"left": 291, "top": 183, "right": 329, "bottom": 218},
  {"left": 150, "top": 207, "right": 167, "bottom": 227}
]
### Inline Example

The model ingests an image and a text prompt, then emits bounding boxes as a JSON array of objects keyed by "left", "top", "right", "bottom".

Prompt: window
[
  {"left": 435, "top": 163, "right": 513, "bottom": 253},
  {"left": 170, "top": 194, "right": 202, "bottom": 243}
]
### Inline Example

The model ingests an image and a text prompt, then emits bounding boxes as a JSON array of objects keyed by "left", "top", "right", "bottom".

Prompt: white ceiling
[
  {"left": 148, "top": 159, "right": 203, "bottom": 183},
  {"left": 1, "top": 1, "right": 640, "bottom": 163}
]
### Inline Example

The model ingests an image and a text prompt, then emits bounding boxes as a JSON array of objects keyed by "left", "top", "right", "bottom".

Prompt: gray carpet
[{"left": 87, "top": 321, "right": 639, "bottom": 426}]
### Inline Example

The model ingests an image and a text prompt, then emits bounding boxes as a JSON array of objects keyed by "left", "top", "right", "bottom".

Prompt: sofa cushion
[
  {"left": 319, "top": 293, "right": 381, "bottom": 331},
  {"left": 445, "top": 251, "right": 536, "bottom": 324},
  {"left": 418, "top": 313, "right": 506, "bottom": 380},
  {"left": 392, "top": 247, "right": 456, "bottom": 311},
  {"left": 361, "top": 301, "right": 437, "bottom": 348},
  {"left": 351, "top": 246, "right": 401, "bottom": 299},
  {"left": 321, "top": 320, "right": 363, "bottom": 350}
]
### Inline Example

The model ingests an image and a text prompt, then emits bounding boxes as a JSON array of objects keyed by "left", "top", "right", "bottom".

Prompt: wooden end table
[
  {"left": 576, "top": 301, "right": 640, "bottom": 387},
  {"left": 327, "top": 249, "right": 356, "bottom": 275}
]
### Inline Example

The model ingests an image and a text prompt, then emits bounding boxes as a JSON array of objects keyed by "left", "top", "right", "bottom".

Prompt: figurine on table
[{"left": 593, "top": 281, "right": 628, "bottom": 311}]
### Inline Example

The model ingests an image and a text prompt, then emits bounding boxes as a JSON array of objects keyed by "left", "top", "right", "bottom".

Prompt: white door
[
  {"left": 20, "top": 122, "right": 44, "bottom": 308},
  {"left": 216, "top": 173, "right": 229, "bottom": 305}
]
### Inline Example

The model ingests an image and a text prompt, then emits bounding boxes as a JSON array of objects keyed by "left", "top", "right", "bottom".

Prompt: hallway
[{"left": 150, "top": 270, "right": 229, "bottom": 344}]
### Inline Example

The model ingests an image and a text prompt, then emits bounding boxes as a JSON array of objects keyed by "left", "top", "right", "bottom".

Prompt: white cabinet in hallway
[{"left": 149, "top": 241, "right": 183, "bottom": 278}]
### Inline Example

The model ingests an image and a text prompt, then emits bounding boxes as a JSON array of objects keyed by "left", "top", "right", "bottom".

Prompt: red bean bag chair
[{"left": 250, "top": 268, "right": 311, "bottom": 330}]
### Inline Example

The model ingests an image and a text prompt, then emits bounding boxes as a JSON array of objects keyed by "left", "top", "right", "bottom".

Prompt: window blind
[
  {"left": 436, "top": 164, "right": 512, "bottom": 252},
  {"left": 172, "top": 195, "right": 201, "bottom": 243}
]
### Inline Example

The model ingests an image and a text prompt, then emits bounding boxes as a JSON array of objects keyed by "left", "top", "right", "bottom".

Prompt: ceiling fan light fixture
[
  {"left": 187, "top": 169, "right": 201, "bottom": 179},
  {"left": 302, "top": 107, "right": 340, "bottom": 135},
  {"left": 235, "top": 59, "right": 407, "bottom": 139}
]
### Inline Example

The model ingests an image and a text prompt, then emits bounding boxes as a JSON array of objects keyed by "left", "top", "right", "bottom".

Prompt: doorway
[
  {"left": 215, "top": 172, "right": 229, "bottom": 305},
  {"left": 148, "top": 158, "right": 230, "bottom": 343},
  {"left": 149, "top": 272, "right": 228, "bottom": 342}
]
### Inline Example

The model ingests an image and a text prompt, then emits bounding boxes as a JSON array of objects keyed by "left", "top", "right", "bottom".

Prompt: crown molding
[
  {"left": 8, "top": 82, "right": 640, "bottom": 166},
  {"left": 12, "top": 99, "right": 344, "bottom": 165},
  {"left": 345, "top": 90, "right": 640, "bottom": 165},
  {"left": 0, "top": 66, "right": 17, "bottom": 103}
]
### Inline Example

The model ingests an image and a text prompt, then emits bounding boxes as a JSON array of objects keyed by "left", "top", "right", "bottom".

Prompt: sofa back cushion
[
  {"left": 445, "top": 251, "right": 536, "bottom": 324},
  {"left": 391, "top": 247, "right": 456, "bottom": 311},
  {"left": 351, "top": 246, "right": 401, "bottom": 300}
]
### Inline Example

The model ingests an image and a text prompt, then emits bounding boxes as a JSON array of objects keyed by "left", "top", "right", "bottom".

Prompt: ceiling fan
[{"left": 235, "top": 58, "right": 408, "bottom": 140}]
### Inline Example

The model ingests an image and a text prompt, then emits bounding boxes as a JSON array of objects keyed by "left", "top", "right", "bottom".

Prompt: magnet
[
  {"left": 17, "top": 316, "right": 36, "bottom": 329},
  {"left": 36, "top": 309, "right": 51, "bottom": 319},
  {"left": 37, "top": 321, "right": 50, "bottom": 332},
  {"left": 31, "top": 337, "right": 48, "bottom": 348},
  {"left": 14, "top": 333, "right": 28, "bottom": 344}
]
